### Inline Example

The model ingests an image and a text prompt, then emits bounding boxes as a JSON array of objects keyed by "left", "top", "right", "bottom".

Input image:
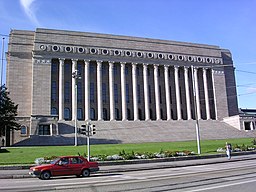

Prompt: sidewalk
[{"left": 1, "top": 152, "right": 256, "bottom": 179}]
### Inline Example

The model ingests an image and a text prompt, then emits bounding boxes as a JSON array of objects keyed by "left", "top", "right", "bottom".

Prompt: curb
[
  {"left": 1, "top": 151, "right": 256, "bottom": 179},
  {"left": 1, "top": 151, "right": 256, "bottom": 170}
]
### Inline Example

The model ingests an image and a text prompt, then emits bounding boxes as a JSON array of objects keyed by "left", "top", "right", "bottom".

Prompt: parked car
[{"left": 29, "top": 156, "right": 99, "bottom": 180}]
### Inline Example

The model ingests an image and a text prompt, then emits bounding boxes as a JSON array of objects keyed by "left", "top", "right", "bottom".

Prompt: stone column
[
  {"left": 120, "top": 62, "right": 127, "bottom": 121},
  {"left": 174, "top": 66, "right": 182, "bottom": 120},
  {"left": 58, "top": 58, "right": 65, "bottom": 120},
  {"left": 97, "top": 60, "right": 103, "bottom": 120},
  {"left": 71, "top": 59, "right": 77, "bottom": 121},
  {"left": 84, "top": 60, "right": 90, "bottom": 121},
  {"left": 211, "top": 69, "right": 217, "bottom": 119},
  {"left": 164, "top": 65, "right": 171, "bottom": 120},
  {"left": 153, "top": 65, "right": 161, "bottom": 120},
  {"left": 143, "top": 64, "right": 150, "bottom": 120},
  {"left": 203, "top": 68, "right": 210, "bottom": 120},
  {"left": 184, "top": 67, "right": 192, "bottom": 120},
  {"left": 109, "top": 61, "right": 115, "bottom": 121},
  {"left": 194, "top": 68, "right": 201, "bottom": 119},
  {"left": 132, "top": 63, "right": 138, "bottom": 120}
]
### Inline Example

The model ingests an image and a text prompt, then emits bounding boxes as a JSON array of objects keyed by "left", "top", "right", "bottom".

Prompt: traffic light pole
[{"left": 87, "top": 135, "right": 90, "bottom": 161}]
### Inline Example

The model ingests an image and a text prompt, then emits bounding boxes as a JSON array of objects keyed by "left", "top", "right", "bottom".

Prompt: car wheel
[
  {"left": 82, "top": 169, "right": 90, "bottom": 177},
  {"left": 40, "top": 171, "right": 51, "bottom": 180}
]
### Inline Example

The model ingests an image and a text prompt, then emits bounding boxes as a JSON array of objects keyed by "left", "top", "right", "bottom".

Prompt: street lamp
[
  {"left": 191, "top": 65, "right": 201, "bottom": 154},
  {"left": 72, "top": 69, "right": 81, "bottom": 146}
]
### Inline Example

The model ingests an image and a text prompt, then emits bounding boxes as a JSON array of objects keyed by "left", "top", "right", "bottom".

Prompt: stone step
[{"left": 13, "top": 120, "right": 256, "bottom": 146}]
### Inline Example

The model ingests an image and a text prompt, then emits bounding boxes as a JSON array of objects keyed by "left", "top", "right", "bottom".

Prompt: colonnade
[{"left": 55, "top": 59, "right": 215, "bottom": 121}]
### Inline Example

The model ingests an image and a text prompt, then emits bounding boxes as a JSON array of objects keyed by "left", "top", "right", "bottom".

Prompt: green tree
[{"left": 0, "top": 85, "right": 20, "bottom": 137}]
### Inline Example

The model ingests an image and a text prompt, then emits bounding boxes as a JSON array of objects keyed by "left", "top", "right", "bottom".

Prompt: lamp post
[
  {"left": 1, "top": 37, "right": 5, "bottom": 86},
  {"left": 191, "top": 65, "right": 201, "bottom": 154},
  {"left": 72, "top": 69, "right": 81, "bottom": 146}
]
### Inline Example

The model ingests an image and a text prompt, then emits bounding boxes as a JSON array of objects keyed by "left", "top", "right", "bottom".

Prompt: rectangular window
[
  {"left": 149, "top": 85, "right": 152, "bottom": 103},
  {"left": 51, "top": 81, "right": 57, "bottom": 102},
  {"left": 64, "top": 82, "right": 70, "bottom": 103},
  {"left": 137, "top": 68, "right": 140, "bottom": 76},
  {"left": 65, "top": 63, "right": 70, "bottom": 72},
  {"left": 38, "top": 125, "right": 50, "bottom": 135},
  {"left": 137, "top": 84, "right": 141, "bottom": 103},
  {"left": 102, "top": 64, "right": 106, "bottom": 75},
  {"left": 114, "top": 84, "right": 118, "bottom": 103},
  {"left": 159, "top": 85, "right": 162, "bottom": 104},
  {"left": 90, "top": 65, "right": 94, "bottom": 73},
  {"left": 126, "top": 84, "right": 129, "bottom": 103},
  {"left": 102, "top": 83, "right": 107, "bottom": 103},
  {"left": 20, "top": 126, "right": 27, "bottom": 135},
  {"left": 125, "top": 66, "right": 129, "bottom": 75},
  {"left": 77, "top": 63, "right": 83, "bottom": 74},
  {"left": 90, "top": 83, "right": 94, "bottom": 103},
  {"left": 170, "top": 86, "right": 172, "bottom": 104},
  {"left": 51, "top": 63, "right": 57, "bottom": 73},
  {"left": 77, "top": 82, "right": 82, "bottom": 103},
  {"left": 114, "top": 65, "right": 117, "bottom": 75}
]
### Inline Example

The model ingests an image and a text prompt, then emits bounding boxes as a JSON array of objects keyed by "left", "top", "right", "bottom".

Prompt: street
[{"left": 1, "top": 157, "right": 256, "bottom": 191}]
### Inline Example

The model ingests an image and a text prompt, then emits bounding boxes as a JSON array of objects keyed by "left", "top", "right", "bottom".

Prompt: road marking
[{"left": 186, "top": 179, "right": 256, "bottom": 192}]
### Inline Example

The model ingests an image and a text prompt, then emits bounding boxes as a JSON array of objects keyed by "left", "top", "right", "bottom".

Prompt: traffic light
[
  {"left": 91, "top": 124, "right": 96, "bottom": 135},
  {"left": 80, "top": 124, "right": 88, "bottom": 136}
]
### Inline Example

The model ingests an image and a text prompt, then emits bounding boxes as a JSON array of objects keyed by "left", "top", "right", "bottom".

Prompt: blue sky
[{"left": 0, "top": 0, "right": 256, "bottom": 108}]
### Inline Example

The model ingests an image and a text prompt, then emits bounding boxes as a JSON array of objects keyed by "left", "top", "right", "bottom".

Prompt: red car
[{"left": 29, "top": 156, "right": 99, "bottom": 180}]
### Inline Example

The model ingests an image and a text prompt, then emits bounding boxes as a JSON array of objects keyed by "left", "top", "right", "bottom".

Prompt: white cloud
[
  {"left": 20, "top": 0, "right": 40, "bottom": 26},
  {"left": 247, "top": 87, "right": 256, "bottom": 94}
]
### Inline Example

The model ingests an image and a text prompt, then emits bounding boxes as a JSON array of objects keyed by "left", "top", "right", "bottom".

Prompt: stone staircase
[{"left": 14, "top": 120, "right": 256, "bottom": 146}]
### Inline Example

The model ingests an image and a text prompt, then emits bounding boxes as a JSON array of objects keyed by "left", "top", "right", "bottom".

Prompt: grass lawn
[{"left": 0, "top": 138, "right": 254, "bottom": 165}]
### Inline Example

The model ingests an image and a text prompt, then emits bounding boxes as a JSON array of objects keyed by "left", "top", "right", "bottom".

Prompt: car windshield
[{"left": 50, "top": 158, "right": 61, "bottom": 164}]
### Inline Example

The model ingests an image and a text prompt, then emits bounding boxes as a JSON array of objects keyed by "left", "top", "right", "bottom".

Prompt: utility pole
[{"left": 191, "top": 65, "right": 201, "bottom": 154}]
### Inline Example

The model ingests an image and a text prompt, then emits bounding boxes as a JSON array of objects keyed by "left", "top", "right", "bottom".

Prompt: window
[
  {"left": 65, "top": 63, "right": 70, "bottom": 72},
  {"left": 52, "top": 63, "right": 57, "bottom": 73},
  {"left": 90, "top": 108, "right": 95, "bottom": 120},
  {"left": 115, "top": 108, "right": 120, "bottom": 120},
  {"left": 103, "top": 108, "right": 108, "bottom": 120},
  {"left": 125, "top": 66, "right": 128, "bottom": 75},
  {"left": 77, "top": 82, "right": 82, "bottom": 103},
  {"left": 64, "top": 108, "right": 71, "bottom": 120},
  {"left": 51, "top": 81, "right": 57, "bottom": 102},
  {"left": 126, "top": 84, "right": 129, "bottom": 103},
  {"left": 127, "top": 108, "right": 131, "bottom": 120},
  {"left": 38, "top": 125, "right": 50, "bottom": 135},
  {"left": 149, "top": 85, "right": 152, "bottom": 103},
  {"left": 114, "top": 65, "right": 117, "bottom": 75},
  {"left": 137, "top": 67, "right": 140, "bottom": 76},
  {"left": 90, "top": 83, "right": 95, "bottom": 103},
  {"left": 77, "top": 108, "right": 83, "bottom": 120},
  {"left": 51, "top": 107, "right": 58, "bottom": 115},
  {"left": 20, "top": 125, "right": 27, "bottom": 135},
  {"left": 102, "top": 64, "right": 106, "bottom": 75},
  {"left": 137, "top": 85, "right": 141, "bottom": 103},
  {"left": 77, "top": 63, "right": 83, "bottom": 74},
  {"left": 159, "top": 86, "right": 162, "bottom": 104},
  {"left": 64, "top": 82, "right": 70, "bottom": 103},
  {"left": 90, "top": 65, "right": 94, "bottom": 73},
  {"left": 114, "top": 84, "right": 118, "bottom": 103},
  {"left": 70, "top": 157, "right": 83, "bottom": 164},
  {"left": 102, "top": 83, "right": 107, "bottom": 103}
]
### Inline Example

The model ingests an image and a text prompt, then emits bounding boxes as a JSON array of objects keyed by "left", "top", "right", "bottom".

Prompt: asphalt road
[{"left": 1, "top": 156, "right": 256, "bottom": 191}]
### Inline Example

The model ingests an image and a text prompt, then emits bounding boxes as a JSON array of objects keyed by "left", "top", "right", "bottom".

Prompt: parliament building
[{"left": 6, "top": 28, "right": 252, "bottom": 146}]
